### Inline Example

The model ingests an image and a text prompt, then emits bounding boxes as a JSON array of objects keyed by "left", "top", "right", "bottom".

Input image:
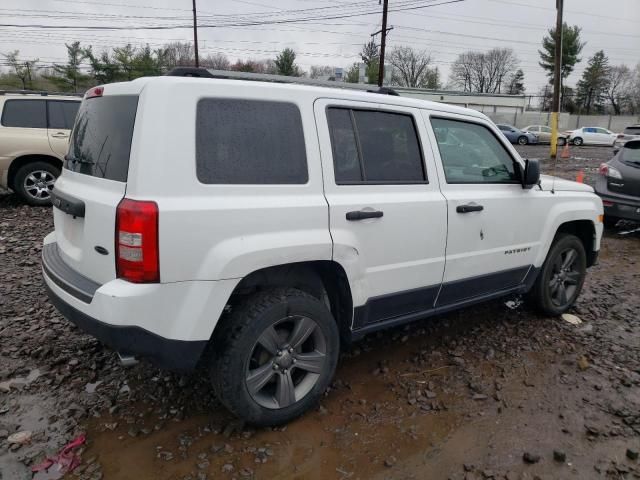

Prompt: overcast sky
[{"left": 1, "top": 0, "right": 638, "bottom": 96}]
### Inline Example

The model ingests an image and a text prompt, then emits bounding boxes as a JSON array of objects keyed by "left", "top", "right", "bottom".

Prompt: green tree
[
  {"left": 274, "top": 48, "right": 300, "bottom": 76},
  {"left": 44, "top": 42, "right": 88, "bottom": 92},
  {"left": 576, "top": 50, "right": 610, "bottom": 114},
  {"left": 113, "top": 44, "right": 137, "bottom": 81},
  {"left": 345, "top": 63, "right": 360, "bottom": 83},
  {"left": 84, "top": 47, "right": 121, "bottom": 84},
  {"left": 538, "top": 23, "right": 585, "bottom": 82},
  {"left": 3, "top": 50, "right": 38, "bottom": 89},
  {"left": 132, "top": 45, "right": 163, "bottom": 78},
  {"left": 506, "top": 69, "right": 525, "bottom": 94},
  {"left": 360, "top": 40, "right": 379, "bottom": 84}
]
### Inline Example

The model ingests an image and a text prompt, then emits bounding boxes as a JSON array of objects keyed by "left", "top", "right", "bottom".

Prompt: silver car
[
  {"left": 522, "top": 125, "right": 567, "bottom": 145},
  {"left": 614, "top": 125, "right": 640, "bottom": 152}
]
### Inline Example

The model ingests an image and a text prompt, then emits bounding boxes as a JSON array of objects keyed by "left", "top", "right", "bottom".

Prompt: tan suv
[{"left": 0, "top": 91, "right": 81, "bottom": 205}]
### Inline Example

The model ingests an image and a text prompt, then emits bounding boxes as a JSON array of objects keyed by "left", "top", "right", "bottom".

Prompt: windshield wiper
[{"left": 64, "top": 154, "right": 94, "bottom": 165}]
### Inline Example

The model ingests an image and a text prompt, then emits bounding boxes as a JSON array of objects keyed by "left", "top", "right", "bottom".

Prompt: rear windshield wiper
[{"left": 65, "top": 154, "right": 94, "bottom": 165}]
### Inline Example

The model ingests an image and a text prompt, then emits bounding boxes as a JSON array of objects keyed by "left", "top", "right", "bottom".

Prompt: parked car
[
  {"left": 567, "top": 127, "right": 618, "bottom": 146},
  {"left": 595, "top": 139, "right": 640, "bottom": 228},
  {"left": 522, "top": 125, "right": 566, "bottom": 145},
  {"left": 43, "top": 71, "right": 603, "bottom": 426},
  {"left": 0, "top": 91, "right": 81, "bottom": 205},
  {"left": 496, "top": 124, "right": 538, "bottom": 145},
  {"left": 613, "top": 124, "right": 640, "bottom": 151}
]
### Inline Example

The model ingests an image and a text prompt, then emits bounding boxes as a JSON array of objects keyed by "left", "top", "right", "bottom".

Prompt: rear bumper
[
  {"left": 595, "top": 176, "right": 640, "bottom": 222},
  {"left": 42, "top": 236, "right": 239, "bottom": 372},
  {"left": 44, "top": 281, "right": 207, "bottom": 372}
]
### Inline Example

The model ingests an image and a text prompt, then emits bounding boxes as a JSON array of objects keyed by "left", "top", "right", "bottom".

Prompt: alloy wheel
[
  {"left": 246, "top": 315, "right": 327, "bottom": 410},
  {"left": 23, "top": 170, "right": 56, "bottom": 200},
  {"left": 548, "top": 247, "right": 582, "bottom": 307}
]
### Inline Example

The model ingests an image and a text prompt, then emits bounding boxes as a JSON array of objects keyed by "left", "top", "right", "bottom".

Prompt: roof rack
[
  {"left": 0, "top": 89, "right": 83, "bottom": 97},
  {"left": 165, "top": 67, "right": 400, "bottom": 96}
]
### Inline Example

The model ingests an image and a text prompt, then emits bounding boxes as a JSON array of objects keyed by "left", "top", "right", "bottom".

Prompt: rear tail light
[
  {"left": 115, "top": 198, "right": 159, "bottom": 283},
  {"left": 617, "top": 134, "right": 625, "bottom": 139},
  {"left": 599, "top": 163, "right": 623, "bottom": 180},
  {"left": 602, "top": 200, "right": 614, "bottom": 207}
]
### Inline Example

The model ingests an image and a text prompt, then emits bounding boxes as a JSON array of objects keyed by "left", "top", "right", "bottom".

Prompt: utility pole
[
  {"left": 192, "top": 0, "right": 199, "bottom": 68},
  {"left": 550, "top": 0, "right": 563, "bottom": 158},
  {"left": 377, "top": 0, "right": 389, "bottom": 87}
]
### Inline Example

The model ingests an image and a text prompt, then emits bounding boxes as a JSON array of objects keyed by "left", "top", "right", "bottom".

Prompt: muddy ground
[{"left": 1, "top": 145, "right": 639, "bottom": 480}]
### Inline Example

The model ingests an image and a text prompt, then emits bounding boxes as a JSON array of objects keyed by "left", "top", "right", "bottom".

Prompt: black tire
[
  {"left": 529, "top": 233, "right": 587, "bottom": 316},
  {"left": 572, "top": 137, "right": 583, "bottom": 146},
  {"left": 603, "top": 215, "right": 620, "bottom": 229},
  {"left": 517, "top": 136, "right": 528, "bottom": 145},
  {"left": 210, "top": 287, "right": 340, "bottom": 426},
  {"left": 13, "top": 161, "right": 60, "bottom": 206}
]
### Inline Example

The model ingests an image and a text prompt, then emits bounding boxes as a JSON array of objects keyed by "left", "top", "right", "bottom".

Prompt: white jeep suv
[
  {"left": 0, "top": 92, "right": 81, "bottom": 205},
  {"left": 43, "top": 71, "right": 603, "bottom": 426}
]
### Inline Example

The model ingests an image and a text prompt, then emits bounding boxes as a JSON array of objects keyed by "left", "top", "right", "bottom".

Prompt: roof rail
[
  {"left": 165, "top": 67, "right": 400, "bottom": 96},
  {"left": 0, "top": 89, "right": 83, "bottom": 97}
]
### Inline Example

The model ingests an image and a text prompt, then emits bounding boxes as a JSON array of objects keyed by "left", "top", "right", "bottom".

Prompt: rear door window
[
  {"left": 196, "top": 99, "right": 308, "bottom": 184},
  {"left": 1, "top": 99, "right": 46, "bottom": 128},
  {"left": 66, "top": 95, "right": 138, "bottom": 182},
  {"left": 327, "top": 107, "right": 426, "bottom": 184},
  {"left": 48, "top": 101, "right": 80, "bottom": 130}
]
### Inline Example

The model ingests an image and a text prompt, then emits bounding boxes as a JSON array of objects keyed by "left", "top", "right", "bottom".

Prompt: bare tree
[
  {"left": 387, "top": 46, "right": 436, "bottom": 88},
  {"left": 162, "top": 42, "right": 195, "bottom": 68},
  {"left": 449, "top": 48, "right": 519, "bottom": 93},
  {"left": 3, "top": 50, "right": 39, "bottom": 89},
  {"left": 309, "top": 65, "right": 335, "bottom": 79},
  {"left": 605, "top": 65, "right": 632, "bottom": 114},
  {"left": 201, "top": 53, "right": 230, "bottom": 70}
]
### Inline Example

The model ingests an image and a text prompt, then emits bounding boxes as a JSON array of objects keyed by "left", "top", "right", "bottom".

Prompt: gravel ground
[{"left": 1, "top": 145, "right": 639, "bottom": 480}]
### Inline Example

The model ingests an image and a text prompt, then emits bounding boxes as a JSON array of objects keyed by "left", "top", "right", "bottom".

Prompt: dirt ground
[{"left": 1, "top": 145, "right": 639, "bottom": 480}]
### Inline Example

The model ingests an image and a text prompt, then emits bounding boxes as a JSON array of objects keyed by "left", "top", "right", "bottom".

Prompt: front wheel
[
  {"left": 572, "top": 137, "right": 583, "bottom": 146},
  {"left": 517, "top": 136, "right": 528, "bottom": 145},
  {"left": 529, "top": 234, "right": 587, "bottom": 316},
  {"left": 210, "top": 288, "right": 340, "bottom": 426}
]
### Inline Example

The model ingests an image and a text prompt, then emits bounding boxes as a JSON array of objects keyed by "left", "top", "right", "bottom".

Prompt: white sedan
[{"left": 567, "top": 127, "right": 618, "bottom": 146}]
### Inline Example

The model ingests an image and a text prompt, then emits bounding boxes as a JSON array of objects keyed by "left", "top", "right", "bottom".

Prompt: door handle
[
  {"left": 456, "top": 203, "right": 484, "bottom": 213},
  {"left": 51, "top": 132, "right": 69, "bottom": 138},
  {"left": 346, "top": 210, "right": 384, "bottom": 221}
]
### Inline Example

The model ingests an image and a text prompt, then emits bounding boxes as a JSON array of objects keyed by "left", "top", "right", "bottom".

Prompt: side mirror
[{"left": 522, "top": 158, "right": 540, "bottom": 189}]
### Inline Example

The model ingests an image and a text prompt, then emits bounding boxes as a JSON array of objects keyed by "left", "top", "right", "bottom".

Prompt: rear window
[
  {"left": 624, "top": 127, "right": 640, "bottom": 135},
  {"left": 621, "top": 142, "right": 640, "bottom": 165},
  {"left": 196, "top": 99, "right": 308, "bottom": 184},
  {"left": 1, "top": 99, "right": 46, "bottom": 128},
  {"left": 48, "top": 100, "right": 80, "bottom": 130},
  {"left": 66, "top": 95, "right": 138, "bottom": 182}
]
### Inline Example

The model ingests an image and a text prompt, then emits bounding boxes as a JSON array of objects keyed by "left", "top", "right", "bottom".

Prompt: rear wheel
[
  {"left": 13, "top": 161, "right": 60, "bottom": 206},
  {"left": 572, "top": 137, "right": 583, "bottom": 146},
  {"left": 517, "top": 136, "right": 528, "bottom": 145},
  {"left": 529, "top": 234, "right": 587, "bottom": 316},
  {"left": 558, "top": 137, "right": 566, "bottom": 146},
  {"left": 210, "top": 288, "right": 340, "bottom": 426},
  {"left": 603, "top": 215, "right": 620, "bottom": 229}
]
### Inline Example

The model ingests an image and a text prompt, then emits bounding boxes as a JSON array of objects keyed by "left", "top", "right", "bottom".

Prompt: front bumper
[
  {"left": 595, "top": 176, "right": 640, "bottom": 223},
  {"left": 42, "top": 237, "right": 238, "bottom": 372}
]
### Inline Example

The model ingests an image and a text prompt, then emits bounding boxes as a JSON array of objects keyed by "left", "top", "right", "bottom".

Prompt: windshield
[{"left": 66, "top": 95, "right": 138, "bottom": 182}]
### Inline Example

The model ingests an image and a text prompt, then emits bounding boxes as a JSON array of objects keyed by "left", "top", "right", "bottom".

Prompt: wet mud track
[{"left": 1, "top": 145, "right": 639, "bottom": 479}]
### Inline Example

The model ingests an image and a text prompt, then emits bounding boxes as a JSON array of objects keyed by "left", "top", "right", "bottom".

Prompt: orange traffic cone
[
  {"left": 576, "top": 170, "right": 585, "bottom": 183},
  {"left": 561, "top": 142, "right": 570, "bottom": 159}
]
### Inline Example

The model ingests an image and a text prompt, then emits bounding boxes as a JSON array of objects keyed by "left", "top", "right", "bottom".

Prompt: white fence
[{"left": 484, "top": 111, "right": 639, "bottom": 132}]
